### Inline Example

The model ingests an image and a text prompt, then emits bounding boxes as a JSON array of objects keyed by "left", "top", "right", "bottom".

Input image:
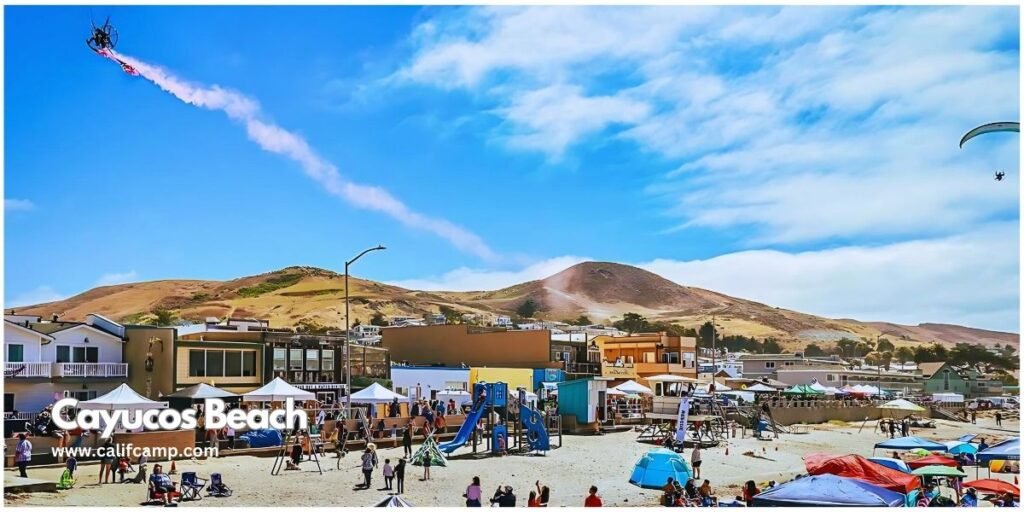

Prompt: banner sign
[{"left": 674, "top": 396, "right": 690, "bottom": 444}]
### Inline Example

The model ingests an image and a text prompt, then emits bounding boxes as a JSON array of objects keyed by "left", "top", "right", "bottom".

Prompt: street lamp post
[{"left": 344, "top": 245, "right": 386, "bottom": 415}]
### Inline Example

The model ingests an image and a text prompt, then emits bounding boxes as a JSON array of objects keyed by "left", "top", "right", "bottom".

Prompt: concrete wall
[
  {"left": 768, "top": 405, "right": 930, "bottom": 426},
  {"left": 123, "top": 326, "right": 176, "bottom": 400},
  {"left": 382, "top": 325, "right": 556, "bottom": 368},
  {"left": 470, "top": 368, "right": 534, "bottom": 394}
]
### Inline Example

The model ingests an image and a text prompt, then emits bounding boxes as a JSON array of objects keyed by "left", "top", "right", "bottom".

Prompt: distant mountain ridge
[{"left": 11, "top": 262, "right": 1018, "bottom": 350}]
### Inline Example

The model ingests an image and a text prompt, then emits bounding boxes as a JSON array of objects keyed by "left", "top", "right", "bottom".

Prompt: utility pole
[{"left": 344, "top": 245, "right": 386, "bottom": 415}]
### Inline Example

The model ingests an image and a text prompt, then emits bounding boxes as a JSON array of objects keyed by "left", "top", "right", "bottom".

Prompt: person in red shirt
[
  {"left": 584, "top": 486, "right": 603, "bottom": 507},
  {"left": 742, "top": 480, "right": 760, "bottom": 504}
]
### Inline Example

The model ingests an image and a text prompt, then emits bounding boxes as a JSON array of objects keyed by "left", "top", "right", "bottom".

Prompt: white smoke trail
[{"left": 110, "top": 51, "right": 498, "bottom": 262}]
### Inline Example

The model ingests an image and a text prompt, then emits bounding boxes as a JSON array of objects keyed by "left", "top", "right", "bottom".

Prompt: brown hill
[{"left": 11, "top": 262, "right": 1017, "bottom": 350}]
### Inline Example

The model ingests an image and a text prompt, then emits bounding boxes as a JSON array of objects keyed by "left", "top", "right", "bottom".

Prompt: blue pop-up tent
[
  {"left": 752, "top": 474, "right": 905, "bottom": 507},
  {"left": 977, "top": 438, "right": 1019, "bottom": 463},
  {"left": 628, "top": 448, "right": 692, "bottom": 489},
  {"left": 873, "top": 436, "right": 947, "bottom": 453}
]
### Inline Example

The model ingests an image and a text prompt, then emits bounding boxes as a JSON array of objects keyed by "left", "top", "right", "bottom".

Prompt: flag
[{"left": 674, "top": 396, "right": 690, "bottom": 444}]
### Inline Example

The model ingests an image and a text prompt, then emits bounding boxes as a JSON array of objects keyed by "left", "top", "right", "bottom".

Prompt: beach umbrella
[
  {"left": 752, "top": 474, "right": 905, "bottom": 507},
  {"left": 912, "top": 465, "right": 967, "bottom": 478},
  {"left": 977, "top": 438, "right": 1020, "bottom": 463},
  {"left": 879, "top": 399, "right": 925, "bottom": 412},
  {"left": 944, "top": 441, "right": 978, "bottom": 455},
  {"left": 375, "top": 495, "right": 414, "bottom": 507},
  {"left": 907, "top": 454, "right": 958, "bottom": 469},
  {"left": 963, "top": 479, "right": 1020, "bottom": 496},
  {"left": 868, "top": 457, "right": 912, "bottom": 474}
]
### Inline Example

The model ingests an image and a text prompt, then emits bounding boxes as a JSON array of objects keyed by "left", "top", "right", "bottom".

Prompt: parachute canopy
[{"left": 960, "top": 122, "right": 1020, "bottom": 148}]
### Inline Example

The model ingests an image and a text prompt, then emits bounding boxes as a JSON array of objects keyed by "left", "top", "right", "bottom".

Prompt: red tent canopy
[
  {"left": 907, "top": 454, "right": 958, "bottom": 469},
  {"left": 804, "top": 453, "right": 921, "bottom": 494},
  {"left": 964, "top": 479, "right": 1019, "bottom": 496}
]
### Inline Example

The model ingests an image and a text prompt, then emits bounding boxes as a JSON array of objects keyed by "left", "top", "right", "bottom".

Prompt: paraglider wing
[{"left": 960, "top": 122, "right": 1020, "bottom": 148}]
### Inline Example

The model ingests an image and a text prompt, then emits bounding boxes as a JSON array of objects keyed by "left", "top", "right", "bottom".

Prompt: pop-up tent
[
  {"left": 911, "top": 465, "right": 966, "bottom": 478},
  {"left": 907, "top": 454, "right": 958, "bottom": 470},
  {"left": 783, "top": 384, "right": 824, "bottom": 395},
  {"left": 752, "top": 474, "right": 905, "bottom": 507},
  {"left": 977, "top": 438, "right": 1019, "bottom": 464},
  {"left": 879, "top": 399, "right": 925, "bottom": 412},
  {"left": 868, "top": 457, "right": 912, "bottom": 474},
  {"left": 745, "top": 383, "right": 778, "bottom": 393},
  {"left": 243, "top": 377, "right": 315, "bottom": 402},
  {"left": 166, "top": 383, "right": 240, "bottom": 411},
  {"left": 963, "top": 479, "right": 1019, "bottom": 497},
  {"left": 350, "top": 383, "right": 408, "bottom": 404},
  {"left": 803, "top": 453, "right": 920, "bottom": 494},
  {"left": 375, "top": 495, "right": 414, "bottom": 507},
  {"left": 80, "top": 383, "right": 168, "bottom": 410},
  {"left": 873, "top": 436, "right": 947, "bottom": 453},
  {"left": 614, "top": 380, "right": 654, "bottom": 395},
  {"left": 436, "top": 390, "right": 471, "bottom": 407},
  {"left": 628, "top": 448, "right": 692, "bottom": 489}
]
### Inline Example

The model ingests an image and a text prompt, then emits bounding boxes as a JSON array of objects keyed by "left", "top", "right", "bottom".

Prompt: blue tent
[
  {"left": 977, "top": 438, "right": 1019, "bottom": 463},
  {"left": 874, "top": 436, "right": 947, "bottom": 452},
  {"left": 752, "top": 475, "right": 905, "bottom": 507},
  {"left": 868, "top": 457, "right": 912, "bottom": 474},
  {"left": 944, "top": 441, "right": 978, "bottom": 455},
  {"left": 628, "top": 448, "right": 692, "bottom": 490}
]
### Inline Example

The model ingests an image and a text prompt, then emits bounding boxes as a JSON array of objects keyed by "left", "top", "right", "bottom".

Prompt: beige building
[
  {"left": 123, "top": 325, "right": 177, "bottom": 400},
  {"left": 593, "top": 333, "right": 698, "bottom": 385},
  {"left": 176, "top": 329, "right": 264, "bottom": 393}
]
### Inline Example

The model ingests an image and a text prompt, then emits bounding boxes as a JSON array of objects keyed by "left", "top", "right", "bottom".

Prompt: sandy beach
[{"left": 5, "top": 416, "right": 1017, "bottom": 507}]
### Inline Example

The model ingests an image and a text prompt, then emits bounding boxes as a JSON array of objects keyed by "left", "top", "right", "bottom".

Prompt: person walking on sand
[
  {"left": 14, "top": 433, "right": 31, "bottom": 478},
  {"left": 361, "top": 448, "right": 375, "bottom": 488},
  {"left": 422, "top": 451, "right": 432, "bottom": 481},
  {"left": 691, "top": 443, "right": 702, "bottom": 479},
  {"left": 464, "top": 476, "right": 483, "bottom": 506},
  {"left": 382, "top": 458, "right": 395, "bottom": 490},
  {"left": 395, "top": 458, "right": 406, "bottom": 494},
  {"left": 995, "top": 411, "right": 1003, "bottom": 427},
  {"left": 584, "top": 486, "right": 603, "bottom": 507},
  {"left": 402, "top": 426, "right": 413, "bottom": 458}
]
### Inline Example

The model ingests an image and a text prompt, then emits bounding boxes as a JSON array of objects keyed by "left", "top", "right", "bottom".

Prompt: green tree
[
  {"left": 614, "top": 312, "right": 649, "bottom": 334},
  {"left": 516, "top": 299, "right": 539, "bottom": 319},
  {"left": 439, "top": 305, "right": 462, "bottom": 324},
  {"left": 876, "top": 338, "right": 895, "bottom": 353},
  {"left": 151, "top": 309, "right": 177, "bottom": 327},
  {"left": 574, "top": 315, "right": 592, "bottom": 326},
  {"left": 761, "top": 337, "right": 784, "bottom": 354},
  {"left": 895, "top": 346, "right": 914, "bottom": 366},
  {"left": 370, "top": 312, "right": 388, "bottom": 327},
  {"left": 698, "top": 322, "right": 718, "bottom": 349},
  {"left": 804, "top": 343, "right": 826, "bottom": 357},
  {"left": 835, "top": 338, "right": 858, "bottom": 358}
]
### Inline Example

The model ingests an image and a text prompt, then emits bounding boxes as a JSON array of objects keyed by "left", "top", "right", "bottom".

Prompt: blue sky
[{"left": 4, "top": 6, "right": 1020, "bottom": 331}]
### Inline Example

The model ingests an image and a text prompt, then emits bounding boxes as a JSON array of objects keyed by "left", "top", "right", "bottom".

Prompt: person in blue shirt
[
  {"left": 960, "top": 488, "right": 978, "bottom": 507},
  {"left": 148, "top": 464, "right": 176, "bottom": 505}
]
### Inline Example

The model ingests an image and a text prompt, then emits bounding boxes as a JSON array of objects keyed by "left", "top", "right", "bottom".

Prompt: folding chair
[
  {"left": 206, "top": 473, "right": 233, "bottom": 497},
  {"left": 179, "top": 472, "right": 208, "bottom": 501}
]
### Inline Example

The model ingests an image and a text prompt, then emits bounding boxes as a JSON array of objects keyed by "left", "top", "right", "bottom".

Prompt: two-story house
[
  {"left": 4, "top": 313, "right": 128, "bottom": 414},
  {"left": 736, "top": 353, "right": 847, "bottom": 380},
  {"left": 920, "top": 362, "right": 1005, "bottom": 398},
  {"left": 593, "top": 332, "right": 698, "bottom": 385}
]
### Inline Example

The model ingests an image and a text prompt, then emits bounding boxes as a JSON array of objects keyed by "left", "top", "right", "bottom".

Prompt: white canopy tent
[
  {"left": 509, "top": 389, "right": 538, "bottom": 406},
  {"left": 607, "top": 388, "right": 628, "bottom": 396},
  {"left": 613, "top": 380, "right": 654, "bottom": 395},
  {"left": 243, "top": 377, "right": 316, "bottom": 402},
  {"left": 436, "top": 390, "right": 472, "bottom": 407},
  {"left": 808, "top": 381, "right": 829, "bottom": 393},
  {"left": 80, "top": 383, "right": 168, "bottom": 410},
  {"left": 350, "top": 383, "right": 409, "bottom": 404},
  {"left": 745, "top": 383, "right": 778, "bottom": 393},
  {"left": 645, "top": 374, "right": 698, "bottom": 383}
]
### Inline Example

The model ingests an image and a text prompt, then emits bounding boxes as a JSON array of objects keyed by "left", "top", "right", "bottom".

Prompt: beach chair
[
  {"left": 179, "top": 472, "right": 208, "bottom": 501},
  {"left": 206, "top": 473, "right": 233, "bottom": 497},
  {"left": 144, "top": 482, "right": 181, "bottom": 505},
  {"left": 56, "top": 469, "right": 75, "bottom": 490}
]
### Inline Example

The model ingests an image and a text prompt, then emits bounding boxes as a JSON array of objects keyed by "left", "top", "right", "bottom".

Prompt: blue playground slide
[
  {"left": 438, "top": 386, "right": 488, "bottom": 454},
  {"left": 519, "top": 401, "right": 550, "bottom": 452}
]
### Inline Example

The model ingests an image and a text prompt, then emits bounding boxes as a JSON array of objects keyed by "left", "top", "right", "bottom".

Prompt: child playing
[{"left": 383, "top": 459, "right": 395, "bottom": 490}]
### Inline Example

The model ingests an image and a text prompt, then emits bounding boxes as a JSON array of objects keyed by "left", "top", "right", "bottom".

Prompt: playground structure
[
  {"left": 271, "top": 428, "right": 323, "bottom": 475},
  {"left": 438, "top": 382, "right": 558, "bottom": 456}
]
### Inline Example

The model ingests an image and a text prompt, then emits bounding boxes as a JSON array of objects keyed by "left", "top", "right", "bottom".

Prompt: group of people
[
  {"left": 358, "top": 444, "right": 408, "bottom": 493},
  {"left": 879, "top": 417, "right": 912, "bottom": 438},
  {"left": 661, "top": 477, "right": 717, "bottom": 507}
]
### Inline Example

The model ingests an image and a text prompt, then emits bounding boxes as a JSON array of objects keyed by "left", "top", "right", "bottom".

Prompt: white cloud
[
  {"left": 8, "top": 286, "right": 66, "bottom": 307},
  {"left": 388, "top": 255, "right": 589, "bottom": 291},
  {"left": 398, "top": 6, "right": 1020, "bottom": 243},
  {"left": 5, "top": 199, "right": 35, "bottom": 212},
  {"left": 95, "top": 271, "right": 139, "bottom": 287}
]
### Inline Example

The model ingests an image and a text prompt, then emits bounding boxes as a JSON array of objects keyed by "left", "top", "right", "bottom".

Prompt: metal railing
[
  {"left": 55, "top": 362, "right": 128, "bottom": 378},
  {"left": 4, "top": 362, "right": 52, "bottom": 378}
]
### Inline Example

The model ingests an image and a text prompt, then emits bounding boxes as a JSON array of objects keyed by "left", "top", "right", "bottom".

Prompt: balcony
[
  {"left": 564, "top": 361, "right": 601, "bottom": 376},
  {"left": 5, "top": 362, "right": 52, "bottom": 378},
  {"left": 601, "top": 362, "right": 638, "bottom": 379},
  {"left": 54, "top": 362, "right": 128, "bottom": 378},
  {"left": 635, "top": 362, "right": 694, "bottom": 376}
]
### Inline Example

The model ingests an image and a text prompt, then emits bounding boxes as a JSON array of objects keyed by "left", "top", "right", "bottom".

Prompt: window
[
  {"left": 243, "top": 351, "right": 256, "bottom": 377},
  {"left": 273, "top": 348, "right": 287, "bottom": 371},
  {"left": 306, "top": 349, "right": 319, "bottom": 371},
  {"left": 784, "top": 361, "right": 794, "bottom": 366},
  {"left": 643, "top": 352, "right": 656, "bottom": 363},
  {"left": 444, "top": 381, "right": 467, "bottom": 391},
  {"left": 225, "top": 351, "right": 242, "bottom": 377},
  {"left": 765, "top": 362, "right": 776, "bottom": 369},
  {"left": 289, "top": 349, "right": 303, "bottom": 370},
  {"left": 4, "top": 393, "right": 14, "bottom": 411},
  {"left": 826, "top": 374, "right": 836, "bottom": 382},
  {"left": 206, "top": 351, "right": 224, "bottom": 377},
  {"left": 943, "top": 370, "right": 950, "bottom": 391},
  {"left": 56, "top": 346, "right": 98, "bottom": 363},
  {"left": 56, "top": 346, "right": 71, "bottom": 363},
  {"left": 63, "top": 390, "right": 97, "bottom": 401},
  {"left": 316, "top": 391, "right": 335, "bottom": 405},
  {"left": 322, "top": 350, "right": 334, "bottom": 371},
  {"left": 7, "top": 344, "right": 24, "bottom": 363},
  {"left": 189, "top": 350, "right": 206, "bottom": 377}
]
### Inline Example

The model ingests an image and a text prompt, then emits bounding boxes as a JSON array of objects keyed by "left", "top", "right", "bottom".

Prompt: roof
[
  {"left": 4, "top": 320, "right": 56, "bottom": 341},
  {"left": 25, "top": 321, "right": 125, "bottom": 340},
  {"left": 917, "top": 362, "right": 948, "bottom": 378}
]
